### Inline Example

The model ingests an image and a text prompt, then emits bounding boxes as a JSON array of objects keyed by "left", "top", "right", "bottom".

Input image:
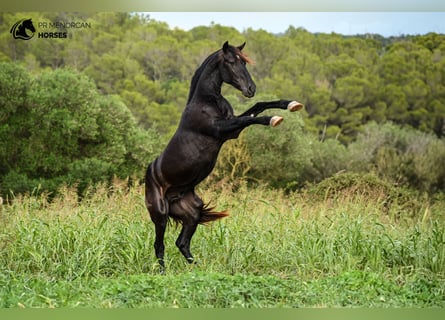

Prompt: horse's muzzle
[{"left": 242, "top": 83, "right": 256, "bottom": 98}]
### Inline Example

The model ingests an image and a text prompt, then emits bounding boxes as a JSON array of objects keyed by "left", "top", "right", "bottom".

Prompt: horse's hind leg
[
  {"left": 176, "top": 224, "right": 198, "bottom": 263},
  {"left": 171, "top": 191, "right": 202, "bottom": 264},
  {"left": 153, "top": 214, "right": 168, "bottom": 272},
  {"left": 147, "top": 198, "right": 168, "bottom": 272},
  {"left": 145, "top": 163, "right": 169, "bottom": 273}
]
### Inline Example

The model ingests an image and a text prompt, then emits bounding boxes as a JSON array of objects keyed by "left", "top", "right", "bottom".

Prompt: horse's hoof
[
  {"left": 158, "top": 258, "right": 166, "bottom": 275},
  {"left": 270, "top": 116, "right": 284, "bottom": 127},
  {"left": 287, "top": 101, "right": 304, "bottom": 112},
  {"left": 186, "top": 257, "right": 195, "bottom": 264}
]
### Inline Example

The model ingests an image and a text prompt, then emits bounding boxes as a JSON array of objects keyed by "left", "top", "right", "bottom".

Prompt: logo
[
  {"left": 10, "top": 18, "right": 36, "bottom": 40},
  {"left": 10, "top": 17, "right": 92, "bottom": 41}
]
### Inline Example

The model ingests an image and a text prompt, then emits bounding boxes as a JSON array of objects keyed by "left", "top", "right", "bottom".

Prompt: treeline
[
  {"left": 2, "top": 12, "right": 444, "bottom": 139},
  {"left": 1, "top": 12, "right": 445, "bottom": 197}
]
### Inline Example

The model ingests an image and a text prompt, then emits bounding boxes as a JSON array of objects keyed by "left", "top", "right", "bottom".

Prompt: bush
[
  {"left": 304, "top": 172, "right": 425, "bottom": 217},
  {"left": 349, "top": 122, "right": 445, "bottom": 193},
  {"left": 244, "top": 108, "right": 312, "bottom": 188},
  {"left": 216, "top": 93, "right": 314, "bottom": 188},
  {"left": 209, "top": 94, "right": 314, "bottom": 189},
  {"left": 209, "top": 118, "right": 445, "bottom": 196},
  {"left": 0, "top": 63, "right": 161, "bottom": 197},
  {"left": 299, "top": 138, "right": 349, "bottom": 186}
]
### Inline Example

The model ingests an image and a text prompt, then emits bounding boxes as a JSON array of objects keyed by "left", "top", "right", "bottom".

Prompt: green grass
[
  {"left": 0, "top": 181, "right": 444, "bottom": 307},
  {"left": 1, "top": 271, "right": 443, "bottom": 307}
]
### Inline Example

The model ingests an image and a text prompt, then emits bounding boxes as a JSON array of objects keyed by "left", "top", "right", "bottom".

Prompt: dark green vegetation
[
  {"left": 1, "top": 12, "right": 445, "bottom": 196},
  {"left": 0, "top": 63, "right": 161, "bottom": 196},
  {"left": 0, "top": 12, "right": 444, "bottom": 307}
]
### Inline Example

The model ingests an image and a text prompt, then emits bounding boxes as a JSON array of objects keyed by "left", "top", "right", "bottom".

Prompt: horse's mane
[{"left": 186, "top": 49, "right": 221, "bottom": 104}]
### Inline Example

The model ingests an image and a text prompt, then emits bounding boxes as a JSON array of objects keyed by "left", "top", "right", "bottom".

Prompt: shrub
[
  {"left": 349, "top": 122, "right": 445, "bottom": 193},
  {"left": 304, "top": 172, "right": 425, "bottom": 217},
  {"left": 0, "top": 63, "right": 161, "bottom": 197},
  {"left": 244, "top": 108, "right": 312, "bottom": 188}
]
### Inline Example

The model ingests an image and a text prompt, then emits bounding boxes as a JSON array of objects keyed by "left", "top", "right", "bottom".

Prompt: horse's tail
[{"left": 199, "top": 205, "right": 229, "bottom": 225}]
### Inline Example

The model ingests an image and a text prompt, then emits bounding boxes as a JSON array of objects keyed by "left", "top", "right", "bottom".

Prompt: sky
[{"left": 148, "top": 12, "right": 445, "bottom": 37}]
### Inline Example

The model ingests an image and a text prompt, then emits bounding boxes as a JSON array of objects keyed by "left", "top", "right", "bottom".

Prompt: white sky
[{"left": 148, "top": 12, "right": 445, "bottom": 37}]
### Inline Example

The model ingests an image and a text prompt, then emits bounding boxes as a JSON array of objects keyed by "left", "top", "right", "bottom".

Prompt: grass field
[{"left": 0, "top": 178, "right": 444, "bottom": 307}]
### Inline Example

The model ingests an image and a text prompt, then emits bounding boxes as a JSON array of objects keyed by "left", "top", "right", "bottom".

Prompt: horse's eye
[{"left": 235, "top": 55, "right": 240, "bottom": 60}]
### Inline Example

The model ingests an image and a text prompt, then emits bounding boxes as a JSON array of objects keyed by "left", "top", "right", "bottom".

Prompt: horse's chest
[{"left": 162, "top": 132, "right": 221, "bottom": 174}]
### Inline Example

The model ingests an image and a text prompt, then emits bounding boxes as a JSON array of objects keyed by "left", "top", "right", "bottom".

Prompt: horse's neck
[
  {"left": 196, "top": 69, "right": 223, "bottom": 101},
  {"left": 188, "top": 55, "right": 223, "bottom": 103}
]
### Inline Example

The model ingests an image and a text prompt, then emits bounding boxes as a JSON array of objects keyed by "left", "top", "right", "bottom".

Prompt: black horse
[{"left": 145, "top": 41, "right": 303, "bottom": 271}]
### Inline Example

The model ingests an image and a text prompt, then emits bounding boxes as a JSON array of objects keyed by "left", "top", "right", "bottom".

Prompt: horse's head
[
  {"left": 219, "top": 41, "right": 256, "bottom": 98},
  {"left": 23, "top": 19, "right": 36, "bottom": 33}
]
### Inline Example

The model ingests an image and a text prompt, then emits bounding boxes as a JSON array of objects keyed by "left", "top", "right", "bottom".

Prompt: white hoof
[
  {"left": 270, "top": 116, "right": 284, "bottom": 127},
  {"left": 287, "top": 101, "right": 304, "bottom": 112}
]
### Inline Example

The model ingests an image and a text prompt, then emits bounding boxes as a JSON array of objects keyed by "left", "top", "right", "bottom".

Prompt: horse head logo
[{"left": 10, "top": 18, "right": 36, "bottom": 40}]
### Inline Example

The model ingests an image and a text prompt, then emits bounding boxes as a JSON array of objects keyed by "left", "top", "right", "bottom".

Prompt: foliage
[
  {"left": 211, "top": 119, "right": 445, "bottom": 194},
  {"left": 349, "top": 122, "right": 445, "bottom": 193},
  {"left": 1, "top": 12, "right": 445, "bottom": 195},
  {"left": 1, "top": 13, "right": 445, "bottom": 139},
  {"left": 303, "top": 172, "right": 425, "bottom": 218},
  {"left": 0, "top": 63, "right": 161, "bottom": 197}
]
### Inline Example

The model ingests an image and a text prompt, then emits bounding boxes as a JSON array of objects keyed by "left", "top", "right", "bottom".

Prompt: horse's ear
[
  {"left": 223, "top": 41, "right": 229, "bottom": 53},
  {"left": 237, "top": 42, "right": 246, "bottom": 51}
]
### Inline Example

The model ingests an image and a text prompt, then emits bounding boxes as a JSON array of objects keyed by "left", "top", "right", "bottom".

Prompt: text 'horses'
[{"left": 145, "top": 41, "right": 303, "bottom": 272}]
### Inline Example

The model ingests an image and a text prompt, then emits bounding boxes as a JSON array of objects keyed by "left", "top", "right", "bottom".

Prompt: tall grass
[{"left": 1, "top": 180, "right": 444, "bottom": 281}]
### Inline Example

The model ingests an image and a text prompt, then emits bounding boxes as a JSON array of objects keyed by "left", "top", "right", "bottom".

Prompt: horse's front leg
[
  {"left": 217, "top": 115, "right": 280, "bottom": 132},
  {"left": 238, "top": 100, "right": 303, "bottom": 118},
  {"left": 212, "top": 115, "right": 283, "bottom": 140}
]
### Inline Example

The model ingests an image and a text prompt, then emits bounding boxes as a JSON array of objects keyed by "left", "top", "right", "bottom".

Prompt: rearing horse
[{"left": 145, "top": 41, "right": 303, "bottom": 271}]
